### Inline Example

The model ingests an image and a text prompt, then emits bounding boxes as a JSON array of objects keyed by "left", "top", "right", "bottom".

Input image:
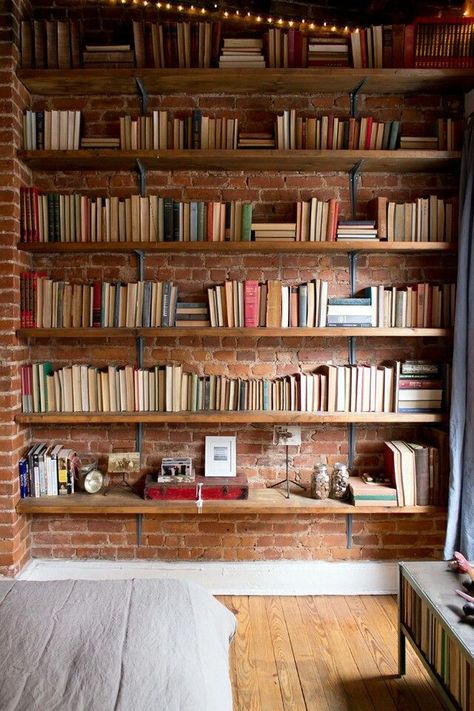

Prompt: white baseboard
[{"left": 17, "top": 559, "right": 399, "bottom": 595}]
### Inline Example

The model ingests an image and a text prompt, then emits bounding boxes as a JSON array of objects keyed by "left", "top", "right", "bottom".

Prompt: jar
[
  {"left": 330, "top": 462, "right": 349, "bottom": 499},
  {"left": 311, "top": 463, "right": 330, "bottom": 500}
]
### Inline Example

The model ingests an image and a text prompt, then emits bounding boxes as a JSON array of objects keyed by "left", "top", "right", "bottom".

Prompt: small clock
[{"left": 77, "top": 460, "right": 105, "bottom": 494}]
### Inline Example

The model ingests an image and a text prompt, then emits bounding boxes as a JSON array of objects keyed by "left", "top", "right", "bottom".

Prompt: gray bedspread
[{"left": 0, "top": 578, "right": 236, "bottom": 711}]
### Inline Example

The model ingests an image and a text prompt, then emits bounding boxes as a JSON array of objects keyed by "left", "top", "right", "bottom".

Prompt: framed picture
[{"left": 205, "top": 436, "right": 236, "bottom": 477}]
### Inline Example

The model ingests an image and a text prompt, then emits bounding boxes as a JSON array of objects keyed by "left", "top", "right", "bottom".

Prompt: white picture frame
[{"left": 204, "top": 436, "right": 236, "bottom": 477}]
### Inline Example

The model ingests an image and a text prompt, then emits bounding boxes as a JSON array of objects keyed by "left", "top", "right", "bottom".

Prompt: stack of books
[
  {"left": 82, "top": 44, "right": 134, "bottom": 68},
  {"left": 238, "top": 132, "right": 275, "bottom": 148},
  {"left": 399, "top": 136, "right": 438, "bottom": 150},
  {"left": 175, "top": 302, "right": 210, "bottom": 328},
  {"left": 218, "top": 38, "right": 265, "bottom": 68},
  {"left": 336, "top": 220, "right": 378, "bottom": 240},
  {"left": 134, "top": 20, "right": 222, "bottom": 68},
  {"left": 348, "top": 477, "right": 398, "bottom": 507},
  {"left": 396, "top": 360, "right": 445, "bottom": 413},
  {"left": 81, "top": 137, "right": 120, "bottom": 149},
  {"left": 251, "top": 223, "right": 296, "bottom": 241},
  {"left": 307, "top": 35, "right": 350, "bottom": 66},
  {"left": 327, "top": 297, "right": 376, "bottom": 327},
  {"left": 18, "top": 443, "right": 77, "bottom": 498},
  {"left": 21, "top": 18, "right": 81, "bottom": 69},
  {"left": 376, "top": 282, "right": 456, "bottom": 328}
]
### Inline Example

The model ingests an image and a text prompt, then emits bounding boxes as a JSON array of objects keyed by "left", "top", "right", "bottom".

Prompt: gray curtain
[{"left": 444, "top": 116, "right": 474, "bottom": 560}]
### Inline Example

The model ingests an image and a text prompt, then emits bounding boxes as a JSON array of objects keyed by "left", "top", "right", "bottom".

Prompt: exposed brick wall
[
  {"left": 0, "top": 0, "right": 32, "bottom": 575},
  {"left": 2, "top": 1, "right": 462, "bottom": 569}
]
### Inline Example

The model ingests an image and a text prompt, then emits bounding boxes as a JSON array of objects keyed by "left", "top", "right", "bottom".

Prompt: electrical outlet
[{"left": 273, "top": 425, "right": 302, "bottom": 446}]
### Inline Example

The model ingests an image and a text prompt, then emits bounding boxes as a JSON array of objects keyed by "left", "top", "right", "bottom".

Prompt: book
[{"left": 348, "top": 477, "right": 398, "bottom": 506}]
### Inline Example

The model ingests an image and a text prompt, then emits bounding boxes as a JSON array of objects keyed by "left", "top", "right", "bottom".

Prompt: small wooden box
[{"left": 144, "top": 474, "right": 249, "bottom": 501}]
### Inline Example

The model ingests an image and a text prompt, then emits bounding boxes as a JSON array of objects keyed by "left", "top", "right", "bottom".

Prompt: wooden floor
[{"left": 218, "top": 595, "right": 445, "bottom": 711}]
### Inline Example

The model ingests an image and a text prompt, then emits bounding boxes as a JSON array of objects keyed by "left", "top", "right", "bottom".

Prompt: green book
[{"left": 241, "top": 203, "right": 253, "bottom": 241}]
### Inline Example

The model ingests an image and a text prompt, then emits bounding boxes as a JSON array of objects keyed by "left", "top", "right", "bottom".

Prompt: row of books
[
  {"left": 19, "top": 271, "right": 455, "bottom": 331},
  {"left": 19, "top": 188, "right": 459, "bottom": 245},
  {"left": 368, "top": 195, "right": 458, "bottom": 243},
  {"left": 351, "top": 21, "right": 474, "bottom": 69},
  {"left": 401, "top": 578, "right": 470, "bottom": 709},
  {"left": 18, "top": 443, "right": 78, "bottom": 498},
  {"left": 21, "top": 18, "right": 474, "bottom": 70},
  {"left": 206, "top": 279, "right": 329, "bottom": 329},
  {"left": 296, "top": 198, "right": 339, "bottom": 242},
  {"left": 25, "top": 109, "right": 458, "bottom": 154},
  {"left": 20, "top": 360, "right": 442, "bottom": 415},
  {"left": 20, "top": 275, "right": 180, "bottom": 329},
  {"left": 384, "top": 435, "right": 447, "bottom": 507},
  {"left": 376, "top": 283, "right": 456, "bottom": 328},
  {"left": 23, "top": 110, "right": 81, "bottom": 151},
  {"left": 19, "top": 190, "right": 254, "bottom": 243},
  {"left": 119, "top": 112, "right": 238, "bottom": 150},
  {"left": 275, "top": 112, "right": 400, "bottom": 151}
]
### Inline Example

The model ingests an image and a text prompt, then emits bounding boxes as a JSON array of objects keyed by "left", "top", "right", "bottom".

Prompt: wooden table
[{"left": 399, "top": 561, "right": 474, "bottom": 710}]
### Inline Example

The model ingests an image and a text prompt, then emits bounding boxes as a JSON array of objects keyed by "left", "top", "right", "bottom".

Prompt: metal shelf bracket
[
  {"left": 135, "top": 77, "right": 148, "bottom": 116},
  {"left": 346, "top": 513, "right": 353, "bottom": 549},
  {"left": 136, "top": 513, "right": 143, "bottom": 546},
  {"left": 349, "top": 77, "right": 368, "bottom": 118}
]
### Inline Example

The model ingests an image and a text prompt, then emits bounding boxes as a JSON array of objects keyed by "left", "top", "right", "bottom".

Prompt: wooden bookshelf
[
  {"left": 15, "top": 412, "right": 447, "bottom": 425},
  {"left": 17, "top": 149, "right": 462, "bottom": 173},
  {"left": 16, "top": 327, "right": 453, "bottom": 339},
  {"left": 16, "top": 486, "right": 446, "bottom": 515},
  {"left": 16, "top": 241, "right": 456, "bottom": 255},
  {"left": 17, "top": 67, "right": 474, "bottom": 96}
]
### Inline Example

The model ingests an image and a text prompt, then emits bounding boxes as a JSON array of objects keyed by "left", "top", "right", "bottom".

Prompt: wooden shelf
[
  {"left": 17, "top": 68, "right": 474, "bottom": 96},
  {"left": 16, "top": 240, "right": 456, "bottom": 254},
  {"left": 16, "top": 327, "right": 453, "bottom": 339},
  {"left": 17, "top": 149, "right": 462, "bottom": 173},
  {"left": 15, "top": 486, "right": 446, "bottom": 515},
  {"left": 15, "top": 411, "right": 447, "bottom": 425}
]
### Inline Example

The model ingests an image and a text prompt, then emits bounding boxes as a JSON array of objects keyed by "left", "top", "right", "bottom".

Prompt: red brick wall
[
  {"left": 3, "top": 2, "right": 461, "bottom": 569},
  {"left": 0, "top": 0, "right": 32, "bottom": 575}
]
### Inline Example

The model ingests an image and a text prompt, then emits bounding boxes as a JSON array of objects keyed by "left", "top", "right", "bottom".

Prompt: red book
[
  {"left": 404, "top": 23, "right": 415, "bottom": 67},
  {"left": 244, "top": 280, "right": 259, "bottom": 327},
  {"left": 326, "top": 199, "right": 339, "bottom": 241},
  {"left": 327, "top": 114, "right": 334, "bottom": 150},
  {"left": 287, "top": 28, "right": 296, "bottom": 68},
  {"left": 32, "top": 187, "right": 39, "bottom": 242},
  {"left": 92, "top": 282, "right": 102, "bottom": 327},
  {"left": 206, "top": 201, "right": 214, "bottom": 241},
  {"left": 290, "top": 287, "right": 298, "bottom": 327},
  {"left": 364, "top": 116, "right": 374, "bottom": 150},
  {"left": 392, "top": 25, "right": 405, "bottom": 68}
]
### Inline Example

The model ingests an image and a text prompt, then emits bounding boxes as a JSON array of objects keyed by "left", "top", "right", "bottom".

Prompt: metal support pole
[
  {"left": 348, "top": 251, "right": 358, "bottom": 297},
  {"left": 347, "top": 423, "right": 356, "bottom": 471},
  {"left": 346, "top": 513, "right": 353, "bottom": 549},
  {"left": 136, "top": 159, "right": 146, "bottom": 198},
  {"left": 135, "top": 77, "right": 148, "bottom": 116},
  {"left": 349, "top": 78, "right": 368, "bottom": 118},
  {"left": 136, "top": 513, "right": 143, "bottom": 546}
]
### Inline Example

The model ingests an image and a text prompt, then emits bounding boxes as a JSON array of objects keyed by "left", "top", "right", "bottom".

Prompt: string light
[{"left": 101, "top": 0, "right": 359, "bottom": 33}]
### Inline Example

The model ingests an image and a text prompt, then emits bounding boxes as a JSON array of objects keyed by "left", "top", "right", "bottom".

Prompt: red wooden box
[{"left": 144, "top": 474, "right": 249, "bottom": 501}]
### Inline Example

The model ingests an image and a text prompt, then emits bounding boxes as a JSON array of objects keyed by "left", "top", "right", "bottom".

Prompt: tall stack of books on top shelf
[
  {"left": 307, "top": 34, "right": 350, "bottom": 66},
  {"left": 20, "top": 18, "right": 81, "bottom": 68},
  {"left": 218, "top": 37, "right": 265, "bottom": 68},
  {"left": 265, "top": 27, "right": 308, "bottom": 67},
  {"left": 133, "top": 20, "right": 222, "bottom": 67}
]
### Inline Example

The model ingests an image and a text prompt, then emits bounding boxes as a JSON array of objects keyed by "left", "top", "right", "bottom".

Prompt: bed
[{"left": 0, "top": 578, "right": 236, "bottom": 711}]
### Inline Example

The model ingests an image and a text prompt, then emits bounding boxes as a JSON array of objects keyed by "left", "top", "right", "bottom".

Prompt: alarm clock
[{"left": 77, "top": 460, "right": 105, "bottom": 494}]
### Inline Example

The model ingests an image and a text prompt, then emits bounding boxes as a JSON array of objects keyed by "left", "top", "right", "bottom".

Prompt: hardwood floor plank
[
  {"left": 311, "top": 595, "right": 377, "bottom": 711},
  {"left": 248, "top": 596, "right": 285, "bottom": 711},
  {"left": 370, "top": 595, "right": 445, "bottom": 711},
  {"left": 298, "top": 596, "right": 355, "bottom": 710},
  {"left": 280, "top": 596, "right": 331, "bottom": 711},
  {"left": 329, "top": 596, "right": 400, "bottom": 711},
  {"left": 264, "top": 597, "right": 307, "bottom": 711},
  {"left": 227, "top": 595, "right": 261, "bottom": 711},
  {"left": 218, "top": 596, "right": 240, "bottom": 711}
]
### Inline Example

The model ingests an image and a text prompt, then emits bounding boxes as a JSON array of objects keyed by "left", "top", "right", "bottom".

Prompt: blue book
[
  {"left": 190, "top": 201, "right": 198, "bottom": 241},
  {"left": 298, "top": 284, "right": 308, "bottom": 327},
  {"left": 18, "top": 458, "right": 29, "bottom": 498},
  {"left": 388, "top": 120, "right": 400, "bottom": 150}
]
